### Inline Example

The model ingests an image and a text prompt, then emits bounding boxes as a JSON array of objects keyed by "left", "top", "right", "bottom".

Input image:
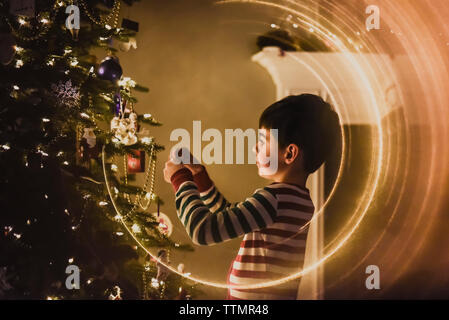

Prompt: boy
[{"left": 163, "top": 94, "right": 340, "bottom": 300}]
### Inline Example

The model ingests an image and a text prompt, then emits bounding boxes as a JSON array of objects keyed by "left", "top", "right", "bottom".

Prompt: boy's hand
[
  {"left": 163, "top": 159, "right": 185, "bottom": 183},
  {"left": 171, "top": 147, "right": 205, "bottom": 175}
]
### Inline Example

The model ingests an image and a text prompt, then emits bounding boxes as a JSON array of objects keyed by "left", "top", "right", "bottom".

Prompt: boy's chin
[{"left": 257, "top": 167, "right": 277, "bottom": 180}]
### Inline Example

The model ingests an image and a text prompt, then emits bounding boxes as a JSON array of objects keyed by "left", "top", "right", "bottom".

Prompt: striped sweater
[{"left": 171, "top": 167, "right": 315, "bottom": 300}]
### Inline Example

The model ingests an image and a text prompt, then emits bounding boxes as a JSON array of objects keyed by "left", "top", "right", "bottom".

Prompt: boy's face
[{"left": 255, "top": 127, "right": 303, "bottom": 181}]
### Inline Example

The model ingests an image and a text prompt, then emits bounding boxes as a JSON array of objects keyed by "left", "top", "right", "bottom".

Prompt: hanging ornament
[
  {"left": 9, "top": 0, "right": 35, "bottom": 17},
  {"left": 110, "top": 112, "right": 138, "bottom": 146},
  {"left": 119, "top": 37, "right": 137, "bottom": 52},
  {"left": 107, "top": 285, "right": 122, "bottom": 300},
  {"left": 79, "top": 128, "right": 101, "bottom": 162},
  {"left": 110, "top": 98, "right": 138, "bottom": 146},
  {"left": 50, "top": 80, "right": 81, "bottom": 108},
  {"left": 119, "top": 18, "right": 139, "bottom": 52},
  {"left": 0, "top": 33, "right": 17, "bottom": 65},
  {"left": 127, "top": 150, "right": 145, "bottom": 173},
  {"left": 153, "top": 211, "right": 173, "bottom": 237},
  {"left": 97, "top": 56, "right": 122, "bottom": 83},
  {"left": 113, "top": 92, "right": 122, "bottom": 115}
]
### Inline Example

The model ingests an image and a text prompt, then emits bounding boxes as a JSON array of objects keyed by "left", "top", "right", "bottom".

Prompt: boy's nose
[{"left": 252, "top": 143, "right": 258, "bottom": 154}]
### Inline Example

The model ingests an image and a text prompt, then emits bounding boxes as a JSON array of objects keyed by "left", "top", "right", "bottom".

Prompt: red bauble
[{"left": 127, "top": 150, "right": 145, "bottom": 173}]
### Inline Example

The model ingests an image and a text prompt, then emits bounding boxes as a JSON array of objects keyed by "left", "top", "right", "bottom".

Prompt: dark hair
[{"left": 259, "top": 94, "right": 340, "bottom": 174}]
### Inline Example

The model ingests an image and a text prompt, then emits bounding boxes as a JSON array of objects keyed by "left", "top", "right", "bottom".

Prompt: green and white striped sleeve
[
  {"left": 199, "top": 185, "right": 231, "bottom": 214},
  {"left": 172, "top": 169, "right": 278, "bottom": 246}
]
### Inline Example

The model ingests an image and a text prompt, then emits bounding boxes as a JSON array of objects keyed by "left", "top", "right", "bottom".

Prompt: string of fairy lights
[
  {"left": 2, "top": 0, "right": 372, "bottom": 292},
  {"left": 2, "top": 0, "right": 181, "bottom": 298}
]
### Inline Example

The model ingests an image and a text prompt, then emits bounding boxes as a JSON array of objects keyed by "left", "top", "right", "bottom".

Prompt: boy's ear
[{"left": 284, "top": 144, "right": 300, "bottom": 164}]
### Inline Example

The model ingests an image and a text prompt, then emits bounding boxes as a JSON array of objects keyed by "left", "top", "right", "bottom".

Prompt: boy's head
[{"left": 256, "top": 94, "right": 340, "bottom": 181}]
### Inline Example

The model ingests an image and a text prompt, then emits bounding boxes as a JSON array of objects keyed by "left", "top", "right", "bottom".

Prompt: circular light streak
[{"left": 100, "top": 0, "right": 431, "bottom": 291}]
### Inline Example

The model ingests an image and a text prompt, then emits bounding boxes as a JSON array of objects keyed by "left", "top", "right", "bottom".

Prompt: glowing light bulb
[
  {"left": 105, "top": 24, "right": 112, "bottom": 30},
  {"left": 41, "top": 18, "right": 49, "bottom": 24},
  {"left": 2, "top": 144, "right": 10, "bottom": 150},
  {"left": 111, "top": 164, "right": 118, "bottom": 172},
  {"left": 143, "top": 113, "right": 152, "bottom": 119},
  {"left": 42, "top": 118, "right": 50, "bottom": 122},
  {"left": 132, "top": 224, "right": 141, "bottom": 233},
  {"left": 18, "top": 18, "right": 26, "bottom": 25},
  {"left": 99, "top": 201, "right": 108, "bottom": 206},
  {"left": 68, "top": 257, "right": 74, "bottom": 263},
  {"left": 151, "top": 278, "right": 160, "bottom": 288},
  {"left": 141, "top": 137, "right": 152, "bottom": 145},
  {"left": 15, "top": 60, "right": 23, "bottom": 68}
]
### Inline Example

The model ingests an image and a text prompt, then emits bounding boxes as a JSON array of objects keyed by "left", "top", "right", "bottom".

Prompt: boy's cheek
[{"left": 256, "top": 147, "right": 271, "bottom": 165}]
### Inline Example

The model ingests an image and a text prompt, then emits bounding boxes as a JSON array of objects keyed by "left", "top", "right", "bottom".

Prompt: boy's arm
[
  {"left": 171, "top": 168, "right": 278, "bottom": 246},
  {"left": 192, "top": 167, "right": 231, "bottom": 214}
]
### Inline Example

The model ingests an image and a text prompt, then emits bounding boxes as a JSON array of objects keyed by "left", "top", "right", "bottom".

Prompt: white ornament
[
  {"left": 119, "top": 37, "right": 137, "bottom": 52},
  {"left": 152, "top": 212, "right": 173, "bottom": 237},
  {"left": 82, "top": 128, "right": 96, "bottom": 148},
  {"left": 110, "top": 112, "right": 138, "bottom": 146}
]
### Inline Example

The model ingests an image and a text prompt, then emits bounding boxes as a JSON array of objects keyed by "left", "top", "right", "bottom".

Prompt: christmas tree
[{"left": 0, "top": 0, "right": 198, "bottom": 299}]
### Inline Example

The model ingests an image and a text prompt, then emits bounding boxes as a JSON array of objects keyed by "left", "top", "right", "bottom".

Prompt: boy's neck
[{"left": 273, "top": 170, "right": 308, "bottom": 189}]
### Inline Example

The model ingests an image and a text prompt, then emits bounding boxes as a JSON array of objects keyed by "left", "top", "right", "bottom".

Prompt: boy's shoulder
[{"left": 261, "top": 182, "right": 311, "bottom": 198}]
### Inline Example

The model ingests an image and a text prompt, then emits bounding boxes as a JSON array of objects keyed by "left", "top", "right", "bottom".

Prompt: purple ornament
[
  {"left": 97, "top": 56, "right": 122, "bottom": 82},
  {"left": 114, "top": 93, "right": 121, "bottom": 115}
]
